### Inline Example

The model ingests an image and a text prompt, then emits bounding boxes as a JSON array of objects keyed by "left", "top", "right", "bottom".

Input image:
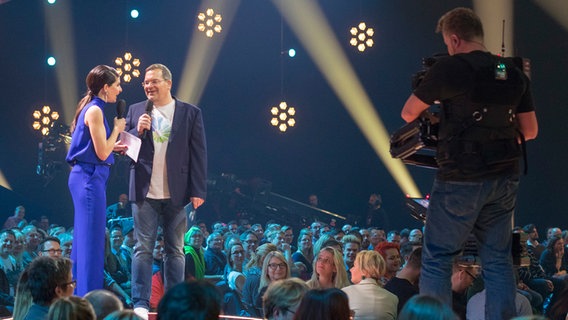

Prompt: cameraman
[{"left": 400, "top": 7, "right": 537, "bottom": 320}]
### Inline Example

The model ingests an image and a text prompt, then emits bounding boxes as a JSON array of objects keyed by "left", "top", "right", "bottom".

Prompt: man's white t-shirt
[{"left": 147, "top": 100, "right": 175, "bottom": 200}]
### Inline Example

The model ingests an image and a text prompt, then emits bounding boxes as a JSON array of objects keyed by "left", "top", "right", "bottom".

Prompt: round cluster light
[
  {"left": 115, "top": 52, "right": 141, "bottom": 83},
  {"left": 197, "top": 8, "right": 222, "bottom": 38},
  {"left": 32, "top": 105, "right": 60, "bottom": 136},
  {"left": 349, "top": 22, "right": 374, "bottom": 52},
  {"left": 270, "top": 101, "right": 296, "bottom": 132}
]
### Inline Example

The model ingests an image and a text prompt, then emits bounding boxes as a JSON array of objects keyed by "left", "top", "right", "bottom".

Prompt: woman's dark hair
[
  {"left": 71, "top": 65, "right": 119, "bottom": 132},
  {"left": 293, "top": 288, "right": 350, "bottom": 320},
  {"left": 547, "top": 235, "right": 563, "bottom": 251},
  {"left": 157, "top": 280, "right": 221, "bottom": 320}
]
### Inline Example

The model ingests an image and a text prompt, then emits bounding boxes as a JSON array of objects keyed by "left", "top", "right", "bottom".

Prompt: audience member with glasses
[
  {"left": 256, "top": 251, "right": 291, "bottom": 318},
  {"left": 38, "top": 237, "right": 63, "bottom": 258}
]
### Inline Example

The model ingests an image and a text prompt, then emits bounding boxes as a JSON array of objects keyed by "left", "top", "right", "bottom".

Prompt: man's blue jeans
[
  {"left": 131, "top": 199, "right": 186, "bottom": 309},
  {"left": 420, "top": 174, "right": 519, "bottom": 320}
]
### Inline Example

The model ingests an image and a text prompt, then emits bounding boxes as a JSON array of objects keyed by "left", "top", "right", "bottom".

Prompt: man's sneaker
[{"left": 134, "top": 307, "right": 149, "bottom": 320}]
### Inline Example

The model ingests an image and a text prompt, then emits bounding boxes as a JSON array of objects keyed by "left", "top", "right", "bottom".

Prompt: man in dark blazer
[{"left": 125, "top": 63, "right": 207, "bottom": 319}]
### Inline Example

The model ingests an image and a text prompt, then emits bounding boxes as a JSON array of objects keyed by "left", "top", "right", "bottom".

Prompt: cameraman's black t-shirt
[{"left": 413, "top": 51, "right": 535, "bottom": 181}]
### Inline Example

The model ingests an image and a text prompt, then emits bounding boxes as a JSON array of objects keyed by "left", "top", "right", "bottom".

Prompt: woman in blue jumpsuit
[{"left": 66, "top": 65, "right": 126, "bottom": 296}]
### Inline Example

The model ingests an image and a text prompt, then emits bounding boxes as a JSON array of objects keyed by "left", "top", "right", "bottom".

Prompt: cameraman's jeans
[
  {"left": 131, "top": 199, "right": 186, "bottom": 309},
  {"left": 420, "top": 175, "right": 519, "bottom": 320}
]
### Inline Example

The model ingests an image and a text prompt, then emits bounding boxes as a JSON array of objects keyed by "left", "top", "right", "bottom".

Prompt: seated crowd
[{"left": 1, "top": 204, "right": 568, "bottom": 320}]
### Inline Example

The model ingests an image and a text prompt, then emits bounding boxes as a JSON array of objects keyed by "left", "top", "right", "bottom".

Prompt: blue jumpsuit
[{"left": 66, "top": 96, "right": 114, "bottom": 296}]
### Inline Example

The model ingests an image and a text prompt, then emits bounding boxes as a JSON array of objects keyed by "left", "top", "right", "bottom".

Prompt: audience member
[
  {"left": 84, "top": 289, "right": 123, "bottom": 320},
  {"left": 239, "top": 230, "right": 259, "bottom": 267},
  {"left": 387, "top": 230, "right": 401, "bottom": 244},
  {"left": 343, "top": 250, "right": 398, "bottom": 319},
  {"left": 293, "top": 288, "right": 351, "bottom": 320},
  {"left": 359, "top": 229, "right": 371, "bottom": 250},
  {"left": 292, "top": 229, "right": 313, "bottom": 281},
  {"left": 523, "top": 224, "right": 545, "bottom": 259},
  {"left": 21, "top": 226, "right": 41, "bottom": 267},
  {"left": 242, "top": 243, "right": 278, "bottom": 318},
  {"left": 183, "top": 226, "right": 205, "bottom": 281},
  {"left": 0, "top": 229, "right": 21, "bottom": 293},
  {"left": 56, "top": 232, "right": 73, "bottom": 259},
  {"left": 539, "top": 236, "right": 568, "bottom": 281},
  {"left": 256, "top": 251, "right": 291, "bottom": 317},
  {"left": 204, "top": 232, "right": 226, "bottom": 282},
  {"left": 157, "top": 280, "right": 221, "bottom": 320},
  {"left": 21, "top": 256, "right": 75, "bottom": 319},
  {"left": 263, "top": 278, "right": 308, "bottom": 320},
  {"left": 106, "top": 194, "right": 132, "bottom": 220},
  {"left": 38, "top": 237, "right": 62, "bottom": 258},
  {"left": 385, "top": 247, "right": 422, "bottom": 313},
  {"left": 47, "top": 296, "right": 96, "bottom": 320},
  {"left": 223, "top": 271, "right": 248, "bottom": 316},
  {"left": 341, "top": 234, "right": 361, "bottom": 283},
  {"left": 466, "top": 288, "right": 532, "bottom": 319},
  {"left": 398, "top": 295, "right": 457, "bottom": 320},
  {"left": 307, "top": 246, "right": 349, "bottom": 290},
  {"left": 375, "top": 242, "right": 401, "bottom": 285},
  {"left": 450, "top": 262, "right": 478, "bottom": 319},
  {"left": 3, "top": 206, "right": 27, "bottom": 230}
]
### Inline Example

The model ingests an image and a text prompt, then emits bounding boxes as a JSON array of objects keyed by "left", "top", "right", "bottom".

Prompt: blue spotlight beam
[{"left": 272, "top": 0, "right": 421, "bottom": 198}]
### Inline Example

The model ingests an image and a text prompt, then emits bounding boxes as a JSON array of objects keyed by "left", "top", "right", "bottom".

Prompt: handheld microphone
[
  {"left": 142, "top": 99, "right": 153, "bottom": 139},
  {"left": 116, "top": 99, "right": 126, "bottom": 119}
]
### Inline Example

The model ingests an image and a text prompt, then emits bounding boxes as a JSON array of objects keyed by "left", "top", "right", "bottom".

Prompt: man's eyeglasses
[
  {"left": 141, "top": 79, "right": 165, "bottom": 87},
  {"left": 61, "top": 280, "right": 77, "bottom": 288},
  {"left": 268, "top": 263, "right": 287, "bottom": 270},
  {"left": 463, "top": 269, "right": 477, "bottom": 281},
  {"left": 43, "top": 249, "right": 63, "bottom": 255}
]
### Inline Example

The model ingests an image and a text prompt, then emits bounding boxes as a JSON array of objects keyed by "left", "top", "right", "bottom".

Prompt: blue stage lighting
[
  {"left": 130, "top": 9, "right": 139, "bottom": 19},
  {"left": 288, "top": 48, "right": 296, "bottom": 58},
  {"left": 47, "top": 56, "right": 56, "bottom": 66}
]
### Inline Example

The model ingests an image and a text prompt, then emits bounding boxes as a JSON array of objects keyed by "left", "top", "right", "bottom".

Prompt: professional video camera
[{"left": 389, "top": 54, "right": 448, "bottom": 169}]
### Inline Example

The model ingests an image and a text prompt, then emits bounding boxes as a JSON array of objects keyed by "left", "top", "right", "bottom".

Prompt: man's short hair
[
  {"left": 341, "top": 234, "right": 361, "bottom": 248},
  {"left": 405, "top": 247, "right": 423, "bottom": 269},
  {"left": 436, "top": 7, "right": 484, "bottom": 41},
  {"left": 157, "top": 280, "right": 221, "bottom": 320},
  {"left": 146, "top": 63, "right": 172, "bottom": 81},
  {"left": 38, "top": 236, "right": 61, "bottom": 252},
  {"left": 84, "top": 289, "right": 123, "bottom": 320},
  {"left": 23, "top": 256, "right": 72, "bottom": 305}
]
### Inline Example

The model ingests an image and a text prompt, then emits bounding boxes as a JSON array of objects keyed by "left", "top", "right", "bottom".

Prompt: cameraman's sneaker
[{"left": 134, "top": 307, "right": 149, "bottom": 320}]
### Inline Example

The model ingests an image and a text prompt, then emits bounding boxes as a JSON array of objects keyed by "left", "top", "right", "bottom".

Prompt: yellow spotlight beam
[
  {"left": 0, "top": 170, "right": 11, "bottom": 191},
  {"left": 272, "top": 0, "right": 421, "bottom": 198},
  {"left": 177, "top": 0, "right": 241, "bottom": 105},
  {"left": 43, "top": 0, "right": 78, "bottom": 124},
  {"left": 530, "top": 0, "right": 568, "bottom": 31}
]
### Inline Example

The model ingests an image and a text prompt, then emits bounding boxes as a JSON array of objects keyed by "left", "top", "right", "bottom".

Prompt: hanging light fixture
[
  {"left": 349, "top": 22, "right": 374, "bottom": 52},
  {"left": 197, "top": 8, "right": 223, "bottom": 38},
  {"left": 114, "top": 52, "right": 141, "bottom": 83},
  {"left": 32, "top": 105, "right": 60, "bottom": 136}
]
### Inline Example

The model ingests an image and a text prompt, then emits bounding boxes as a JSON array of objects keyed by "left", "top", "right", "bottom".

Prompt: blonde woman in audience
[
  {"left": 342, "top": 250, "right": 398, "bottom": 320},
  {"left": 263, "top": 278, "right": 309, "bottom": 320},
  {"left": 307, "top": 246, "right": 349, "bottom": 289},
  {"left": 256, "top": 251, "right": 291, "bottom": 317}
]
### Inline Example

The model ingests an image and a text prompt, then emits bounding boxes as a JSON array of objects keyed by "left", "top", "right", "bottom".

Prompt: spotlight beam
[
  {"left": 530, "top": 0, "right": 568, "bottom": 31},
  {"left": 43, "top": 0, "right": 78, "bottom": 124},
  {"left": 272, "top": 0, "right": 421, "bottom": 198},
  {"left": 0, "top": 170, "right": 11, "bottom": 191},
  {"left": 176, "top": 0, "right": 241, "bottom": 105}
]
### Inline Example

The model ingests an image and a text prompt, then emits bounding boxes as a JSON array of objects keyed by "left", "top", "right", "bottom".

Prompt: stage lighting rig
[
  {"left": 114, "top": 52, "right": 141, "bottom": 83},
  {"left": 270, "top": 101, "right": 296, "bottom": 132},
  {"left": 349, "top": 22, "right": 374, "bottom": 52},
  {"left": 32, "top": 105, "right": 60, "bottom": 136},
  {"left": 197, "top": 8, "right": 222, "bottom": 38}
]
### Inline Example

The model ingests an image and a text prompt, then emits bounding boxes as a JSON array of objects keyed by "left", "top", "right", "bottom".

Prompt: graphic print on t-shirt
[{"left": 152, "top": 109, "right": 172, "bottom": 143}]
